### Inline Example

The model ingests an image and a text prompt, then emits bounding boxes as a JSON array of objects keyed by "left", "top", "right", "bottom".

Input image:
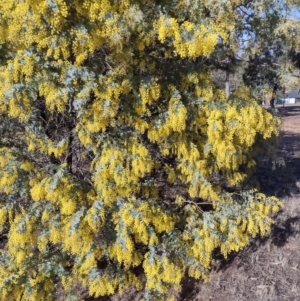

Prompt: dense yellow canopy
[{"left": 0, "top": 0, "right": 285, "bottom": 300}]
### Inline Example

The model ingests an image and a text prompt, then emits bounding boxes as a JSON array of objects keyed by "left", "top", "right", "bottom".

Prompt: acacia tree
[{"left": 0, "top": 1, "right": 284, "bottom": 300}]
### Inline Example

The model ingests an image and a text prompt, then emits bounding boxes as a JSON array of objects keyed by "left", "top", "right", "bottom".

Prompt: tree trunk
[{"left": 225, "top": 68, "right": 230, "bottom": 97}]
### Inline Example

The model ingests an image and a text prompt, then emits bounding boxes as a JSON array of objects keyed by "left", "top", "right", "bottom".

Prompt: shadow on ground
[
  {"left": 249, "top": 129, "right": 300, "bottom": 198},
  {"left": 277, "top": 104, "right": 300, "bottom": 117},
  {"left": 271, "top": 216, "right": 300, "bottom": 247}
]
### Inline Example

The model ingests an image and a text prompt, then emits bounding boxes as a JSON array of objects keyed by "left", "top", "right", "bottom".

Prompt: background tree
[
  {"left": 206, "top": 0, "right": 287, "bottom": 98},
  {"left": 243, "top": 43, "right": 284, "bottom": 101},
  {"left": 0, "top": 1, "right": 285, "bottom": 300},
  {"left": 251, "top": 0, "right": 300, "bottom": 94}
]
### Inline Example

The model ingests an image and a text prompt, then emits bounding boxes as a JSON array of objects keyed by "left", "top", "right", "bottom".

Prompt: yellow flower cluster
[
  {"left": 39, "top": 82, "right": 69, "bottom": 113},
  {"left": 109, "top": 236, "right": 143, "bottom": 268},
  {"left": 143, "top": 253, "right": 183, "bottom": 292},
  {"left": 0, "top": 70, "right": 32, "bottom": 121},
  {"left": 148, "top": 91, "right": 187, "bottom": 142},
  {"left": 116, "top": 203, "right": 150, "bottom": 244},
  {"left": 76, "top": 78, "right": 125, "bottom": 140},
  {"left": 185, "top": 227, "right": 217, "bottom": 269},
  {"left": 155, "top": 16, "right": 219, "bottom": 58},
  {"left": 137, "top": 81, "right": 161, "bottom": 114},
  {"left": 0, "top": 149, "right": 20, "bottom": 194},
  {"left": 88, "top": 271, "right": 142, "bottom": 297},
  {"left": 202, "top": 91, "right": 280, "bottom": 185},
  {"left": 0, "top": 207, "right": 7, "bottom": 232},
  {"left": 26, "top": 130, "right": 68, "bottom": 158},
  {"left": 92, "top": 139, "right": 153, "bottom": 205},
  {"left": 8, "top": 213, "right": 36, "bottom": 263},
  {"left": 20, "top": 160, "right": 35, "bottom": 172},
  {"left": 30, "top": 168, "right": 83, "bottom": 216}
]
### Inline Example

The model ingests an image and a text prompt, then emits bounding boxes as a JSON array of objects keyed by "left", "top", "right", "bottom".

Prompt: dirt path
[{"left": 182, "top": 104, "right": 300, "bottom": 301}]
